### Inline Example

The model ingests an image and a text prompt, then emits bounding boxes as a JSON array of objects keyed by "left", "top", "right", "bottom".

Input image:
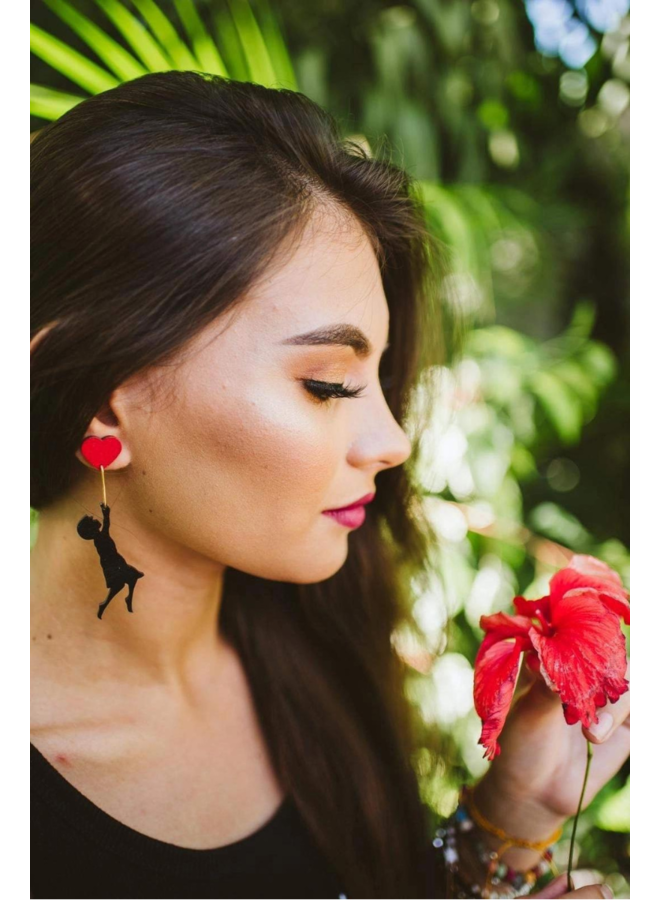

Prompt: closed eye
[
  {"left": 302, "top": 379, "right": 367, "bottom": 402},
  {"left": 302, "top": 370, "right": 394, "bottom": 404}
]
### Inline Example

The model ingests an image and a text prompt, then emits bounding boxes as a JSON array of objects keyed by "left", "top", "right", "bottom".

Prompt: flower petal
[
  {"left": 529, "top": 587, "right": 629, "bottom": 729},
  {"left": 479, "top": 611, "right": 535, "bottom": 639},
  {"left": 550, "top": 555, "right": 630, "bottom": 624},
  {"left": 513, "top": 594, "right": 552, "bottom": 624},
  {"left": 474, "top": 636, "right": 527, "bottom": 761}
]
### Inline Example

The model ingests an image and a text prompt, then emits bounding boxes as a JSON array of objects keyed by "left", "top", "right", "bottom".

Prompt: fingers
[
  {"left": 532, "top": 873, "right": 614, "bottom": 898},
  {"left": 531, "top": 873, "right": 570, "bottom": 897},
  {"left": 583, "top": 657, "right": 630, "bottom": 744}
]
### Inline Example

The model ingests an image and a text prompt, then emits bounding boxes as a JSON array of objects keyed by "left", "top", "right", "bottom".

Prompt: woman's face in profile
[{"left": 102, "top": 208, "right": 412, "bottom": 583}]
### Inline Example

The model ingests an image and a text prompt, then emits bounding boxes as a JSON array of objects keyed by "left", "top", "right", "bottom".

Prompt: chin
[
  {"left": 281, "top": 544, "right": 350, "bottom": 585},
  {"left": 288, "top": 563, "right": 347, "bottom": 585}
]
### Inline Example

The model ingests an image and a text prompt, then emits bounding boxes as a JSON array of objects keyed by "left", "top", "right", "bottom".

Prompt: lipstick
[{"left": 322, "top": 493, "right": 375, "bottom": 529}]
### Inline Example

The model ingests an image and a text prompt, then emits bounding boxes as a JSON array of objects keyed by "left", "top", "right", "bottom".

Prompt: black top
[{"left": 31, "top": 742, "right": 445, "bottom": 899}]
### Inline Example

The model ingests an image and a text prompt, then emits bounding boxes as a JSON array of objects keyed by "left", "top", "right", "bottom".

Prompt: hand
[
  {"left": 532, "top": 872, "right": 614, "bottom": 898},
  {"left": 484, "top": 656, "right": 630, "bottom": 820}
]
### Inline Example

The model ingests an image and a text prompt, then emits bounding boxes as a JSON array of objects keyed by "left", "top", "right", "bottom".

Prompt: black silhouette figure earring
[{"left": 76, "top": 436, "right": 145, "bottom": 620}]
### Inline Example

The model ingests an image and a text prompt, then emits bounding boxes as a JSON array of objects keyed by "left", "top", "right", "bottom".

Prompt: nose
[{"left": 346, "top": 391, "right": 412, "bottom": 472}]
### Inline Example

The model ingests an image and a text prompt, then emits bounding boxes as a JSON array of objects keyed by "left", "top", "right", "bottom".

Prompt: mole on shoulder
[
  {"left": 54, "top": 753, "right": 71, "bottom": 767},
  {"left": 47, "top": 634, "right": 52, "bottom": 640}
]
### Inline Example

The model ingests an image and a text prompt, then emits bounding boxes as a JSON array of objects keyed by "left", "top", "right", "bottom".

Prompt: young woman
[{"left": 30, "top": 72, "right": 626, "bottom": 899}]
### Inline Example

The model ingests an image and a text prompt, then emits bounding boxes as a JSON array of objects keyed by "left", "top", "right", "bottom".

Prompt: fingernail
[
  {"left": 588, "top": 712, "right": 613, "bottom": 741},
  {"left": 600, "top": 884, "right": 614, "bottom": 899}
]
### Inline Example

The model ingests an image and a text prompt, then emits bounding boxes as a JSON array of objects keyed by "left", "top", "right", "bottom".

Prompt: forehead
[{"left": 231, "top": 207, "right": 389, "bottom": 342}]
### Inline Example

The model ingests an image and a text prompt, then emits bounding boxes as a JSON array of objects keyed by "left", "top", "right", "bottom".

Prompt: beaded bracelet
[{"left": 433, "top": 787, "right": 560, "bottom": 899}]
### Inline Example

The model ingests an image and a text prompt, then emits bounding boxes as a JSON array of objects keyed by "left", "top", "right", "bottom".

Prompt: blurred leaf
[
  {"left": 251, "top": 0, "right": 297, "bottom": 89},
  {"left": 94, "top": 0, "right": 174, "bottom": 72},
  {"left": 528, "top": 369, "right": 583, "bottom": 444},
  {"left": 30, "top": 83, "right": 84, "bottom": 120},
  {"left": 549, "top": 359, "right": 599, "bottom": 420},
  {"left": 226, "top": 0, "right": 277, "bottom": 86},
  {"left": 594, "top": 776, "right": 630, "bottom": 832},
  {"left": 579, "top": 341, "right": 618, "bottom": 387},
  {"left": 411, "top": 0, "right": 469, "bottom": 53},
  {"left": 397, "top": 103, "right": 441, "bottom": 183},
  {"left": 510, "top": 443, "right": 538, "bottom": 481},
  {"left": 212, "top": 6, "right": 249, "bottom": 81},
  {"left": 505, "top": 70, "right": 542, "bottom": 106},
  {"left": 468, "top": 326, "right": 535, "bottom": 360},
  {"left": 529, "top": 502, "right": 592, "bottom": 549},
  {"left": 419, "top": 182, "right": 479, "bottom": 274},
  {"left": 173, "top": 0, "right": 227, "bottom": 75},
  {"left": 30, "top": 22, "right": 119, "bottom": 94},
  {"left": 43, "top": 0, "right": 147, "bottom": 81},
  {"left": 477, "top": 98, "right": 509, "bottom": 131},
  {"left": 566, "top": 299, "right": 597, "bottom": 340},
  {"left": 128, "top": 0, "right": 198, "bottom": 69}
]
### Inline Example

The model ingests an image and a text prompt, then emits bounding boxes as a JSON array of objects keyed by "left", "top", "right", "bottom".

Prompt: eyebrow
[{"left": 280, "top": 323, "right": 389, "bottom": 359}]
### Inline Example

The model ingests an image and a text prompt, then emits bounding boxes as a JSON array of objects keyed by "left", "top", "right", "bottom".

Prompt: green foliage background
[{"left": 30, "top": 1, "right": 630, "bottom": 895}]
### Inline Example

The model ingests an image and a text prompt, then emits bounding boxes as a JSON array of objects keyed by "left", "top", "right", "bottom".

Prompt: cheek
[
  {"left": 210, "top": 391, "right": 337, "bottom": 507},
  {"left": 134, "top": 378, "right": 340, "bottom": 547}
]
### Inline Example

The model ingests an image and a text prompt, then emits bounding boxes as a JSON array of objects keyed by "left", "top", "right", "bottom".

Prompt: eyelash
[{"left": 302, "top": 374, "right": 394, "bottom": 403}]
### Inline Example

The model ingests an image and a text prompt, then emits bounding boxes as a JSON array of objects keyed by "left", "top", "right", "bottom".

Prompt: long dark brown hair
[{"left": 31, "top": 71, "right": 452, "bottom": 898}]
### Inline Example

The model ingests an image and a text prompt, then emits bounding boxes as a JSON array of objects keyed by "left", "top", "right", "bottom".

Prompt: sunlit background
[{"left": 30, "top": 1, "right": 630, "bottom": 895}]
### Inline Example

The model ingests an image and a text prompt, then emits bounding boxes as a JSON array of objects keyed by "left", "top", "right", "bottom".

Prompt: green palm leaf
[
  {"left": 33, "top": 0, "right": 296, "bottom": 105},
  {"left": 251, "top": 0, "right": 297, "bottom": 90},
  {"left": 128, "top": 0, "right": 198, "bottom": 70},
  {"left": 31, "top": 83, "right": 85, "bottom": 120},
  {"left": 212, "top": 7, "right": 250, "bottom": 82},
  {"left": 42, "top": 0, "right": 146, "bottom": 81},
  {"left": 93, "top": 0, "right": 174, "bottom": 72},
  {"left": 30, "top": 23, "right": 119, "bottom": 94},
  {"left": 174, "top": 0, "right": 227, "bottom": 75},
  {"left": 225, "top": 0, "right": 276, "bottom": 86}
]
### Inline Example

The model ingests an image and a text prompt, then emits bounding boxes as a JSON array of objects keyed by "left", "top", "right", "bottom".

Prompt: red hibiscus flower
[{"left": 474, "top": 555, "right": 630, "bottom": 761}]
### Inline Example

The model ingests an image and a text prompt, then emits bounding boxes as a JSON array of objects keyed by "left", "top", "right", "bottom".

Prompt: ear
[
  {"left": 76, "top": 376, "right": 132, "bottom": 472},
  {"left": 75, "top": 390, "right": 133, "bottom": 471},
  {"left": 31, "top": 323, "right": 134, "bottom": 473}
]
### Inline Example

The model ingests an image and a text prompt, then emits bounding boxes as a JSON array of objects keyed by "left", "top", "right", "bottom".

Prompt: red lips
[{"left": 325, "top": 492, "right": 375, "bottom": 513}]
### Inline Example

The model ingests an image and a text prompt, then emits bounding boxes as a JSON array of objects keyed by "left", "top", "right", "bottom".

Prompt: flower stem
[{"left": 566, "top": 737, "right": 594, "bottom": 892}]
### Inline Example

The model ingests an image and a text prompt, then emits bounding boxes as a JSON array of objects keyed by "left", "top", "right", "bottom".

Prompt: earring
[{"left": 76, "top": 436, "right": 145, "bottom": 620}]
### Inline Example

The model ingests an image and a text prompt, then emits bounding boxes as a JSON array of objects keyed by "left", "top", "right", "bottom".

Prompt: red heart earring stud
[
  {"left": 77, "top": 435, "right": 144, "bottom": 620},
  {"left": 80, "top": 434, "right": 122, "bottom": 470}
]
